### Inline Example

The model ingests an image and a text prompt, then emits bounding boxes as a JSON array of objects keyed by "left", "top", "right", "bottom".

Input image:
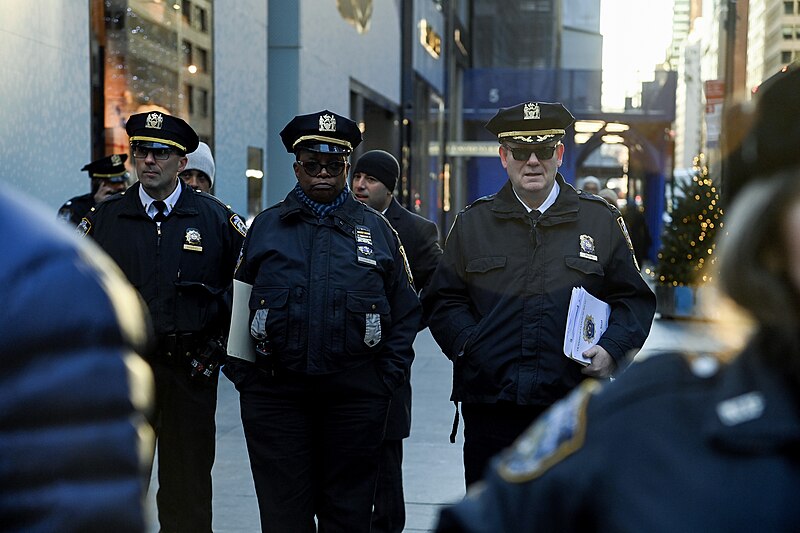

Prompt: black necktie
[
  {"left": 530, "top": 209, "right": 541, "bottom": 222},
  {"left": 153, "top": 200, "right": 167, "bottom": 223}
]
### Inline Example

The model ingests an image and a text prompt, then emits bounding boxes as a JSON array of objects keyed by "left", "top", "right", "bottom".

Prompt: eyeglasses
[
  {"left": 295, "top": 160, "right": 346, "bottom": 177},
  {"left": 132, "top": 146, "right": 175, "bottom": 160},
  {"left": 503, "top": 144, "right": 558, "bottom": 162}
]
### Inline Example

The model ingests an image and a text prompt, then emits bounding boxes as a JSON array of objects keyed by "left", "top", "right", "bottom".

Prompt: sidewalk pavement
[{"left": 146, "top": 316, "right": 731, "bottom": 532}]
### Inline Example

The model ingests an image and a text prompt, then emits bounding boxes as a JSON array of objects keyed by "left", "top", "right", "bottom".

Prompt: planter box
[{"left": 655, "top": 284, "right": 717, "bottom": 320}]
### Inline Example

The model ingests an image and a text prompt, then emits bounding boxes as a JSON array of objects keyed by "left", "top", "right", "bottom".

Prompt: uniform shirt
[
  {"left": 436, "top": 334, "right": 800, "bottom": 532},
  {"left": 422, "top": 174, "right": 656, "bottom": 406},
  {"left": 235, "top": 190, "right": 421, "bottom": 391},
  {"left": 82, "top": 181, "right": 246, "bottom": 339}
]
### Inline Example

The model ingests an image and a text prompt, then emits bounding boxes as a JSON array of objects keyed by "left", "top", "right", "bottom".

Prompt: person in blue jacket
[
  {"left": 0, "top": 184, "right": 153, "bottom": 532},
  {"left": 225, "top": 110, "right": 422, "bottom": 532}
]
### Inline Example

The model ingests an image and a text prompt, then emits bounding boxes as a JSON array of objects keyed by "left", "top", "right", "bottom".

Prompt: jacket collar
[
  {"left": 279, "top": 189, "right": 366, "bottom": 227},
  {"left": 492, "top": 173, "right": 579, "bottom": 225},
  {"left": 119, "top": 181, "right": 199, "bottom": 218}
]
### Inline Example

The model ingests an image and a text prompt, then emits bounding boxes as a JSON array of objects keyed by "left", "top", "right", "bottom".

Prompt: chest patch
[{"left": 499, "top": 379, "right": 600, "bottom": 483}]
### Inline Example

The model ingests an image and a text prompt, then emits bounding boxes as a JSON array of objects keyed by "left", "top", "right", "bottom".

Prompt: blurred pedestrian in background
[
  {"left": 422, "top": 101, "right": 655, "bottom": 487},
  {"left": 58, "top": 153, "right": 129, "bottom": 225},
  {"left": 621, "top": 198, "right": 652, "bottom": 269},
  {"left": 433, "top": 61, "right": 800, "bottom": 533},
  {"left": 226, "top": 111, "right": 421, "bottom": 532},
  {"left": 81, "top": 111, "right": 246, "bottom": 532},
  {"left": 180, "top": 141, "right": 215, "bottom": 194},
  {"left": 2, "top": 183, "right": 153, "bottom": 532},
  {"left": 577, "top": 175, "right": 601, "bottom": 194},
  {"left": 352, "top": 149, "right": 442, "bottom": 533},
  {"left": 597, "top": 187, "right": 619, "bottom": 206}
]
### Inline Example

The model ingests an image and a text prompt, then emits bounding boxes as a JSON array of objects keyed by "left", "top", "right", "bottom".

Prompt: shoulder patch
[
  {"left": 498, "top": 379, "right": 601, "bottom": 483},
  {"left": 229, "top": 213, "right": 248, "bottom": 237},
  {"left": 77, "top": 217, "right": 92, "bottom": 237},
  {"left": 580, "top": 192, "right": 621, "bottom": 214},
  {"left": 398, "top": 244, "right": 414, "bottom": 287},
  {"left": 616, "top": 216, "right": 639, "bottom": 270}
]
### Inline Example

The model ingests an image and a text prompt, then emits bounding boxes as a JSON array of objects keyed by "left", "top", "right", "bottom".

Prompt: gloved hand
[{"left": 189, "top": 338, "right": 225, "bottom": 381}]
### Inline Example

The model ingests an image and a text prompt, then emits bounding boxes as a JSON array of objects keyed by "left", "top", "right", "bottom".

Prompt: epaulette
[
  {"left": 461, "top": 193, "right": 496, "bottom": 213},
  {"left": 194, "top": 191, "right": 248, "bottom": 237},
  {"left": 578, "top": 191, "right": 621, "bottom": 215}
]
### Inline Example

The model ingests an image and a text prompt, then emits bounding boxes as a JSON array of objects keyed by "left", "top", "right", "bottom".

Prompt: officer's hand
[{"left": 581, "top": 345, "right": 616, "bottom": 379}]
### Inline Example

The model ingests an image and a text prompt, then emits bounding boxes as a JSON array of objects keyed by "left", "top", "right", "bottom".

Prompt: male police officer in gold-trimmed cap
[
  {"left": 57, "top": 154, "right": 129, "bottom": 225},
  {"left": 225, "top": 109, "right": 421, "bottom": 532},
  {"left": 421, "top": 101, "right": 656, "bottom": 488},
  {"left": 81, "top": 110, "right": 246, "bottom": 533}
]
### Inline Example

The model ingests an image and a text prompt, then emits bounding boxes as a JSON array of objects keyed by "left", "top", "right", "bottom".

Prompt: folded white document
[
  {"left": 227, "top": 279, "right": 257, "bottom": 362},
  {"left": 563, "top": 287, "right": 610, "bottom": 366}
]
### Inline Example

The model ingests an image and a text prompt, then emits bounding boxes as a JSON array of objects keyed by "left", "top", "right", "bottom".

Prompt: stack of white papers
[{"left": 563, "top": 287, "right": 610, "bottom": 366}]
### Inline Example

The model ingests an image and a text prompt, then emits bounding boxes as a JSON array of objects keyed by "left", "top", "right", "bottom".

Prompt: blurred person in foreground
[
  {"left": 58, "top": 153, "right": 129, "bottom": 225},
  {"left": 351, "top": 149, "right": 442, "bottom": 533},
  {"left": 1, "top": 184, "right": 153, "bottom": 532},
  {"left": 81, "top": 111, "right": 247, "bottom": 532},
  {"left": 226, "top": 110, "right": 421, "bottom": 532},
  {"left": 421, "top": 101, "right": 655, "bottom": 487},
  {"left": 433, "top": 64, "right": 800, "bottom": 533},
  {"left": 180, "top": 141, "right": 215, "bottom": 194}
]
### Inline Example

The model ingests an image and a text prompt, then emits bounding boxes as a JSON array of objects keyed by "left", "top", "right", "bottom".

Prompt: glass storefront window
[{"left": 89, "top": 0, "right": 214, "bottom": 162}]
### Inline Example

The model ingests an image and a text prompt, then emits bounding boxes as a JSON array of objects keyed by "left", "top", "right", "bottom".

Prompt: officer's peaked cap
[
  {"left": 126, "top": 111, "right": 199, "bottom": 154},
  {"left": 280, "top": 110, "right": 362, "bottom": 155},
  {"left": 485, "top": 101, "right": 575, "bottom": 145},
  {"left": 81, "top": 153, "right": 129, "bottom": 182}
]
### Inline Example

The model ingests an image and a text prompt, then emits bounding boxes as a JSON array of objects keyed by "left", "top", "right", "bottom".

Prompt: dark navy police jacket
[
  {"left": 83, "top": 181, "right": 245, "bottom": 340},
  {"left": 423, "top": 175, "right": 656, "bottom": 406},
  {"left": 236, "top": 191, "right": 421, "bottom": 392}
]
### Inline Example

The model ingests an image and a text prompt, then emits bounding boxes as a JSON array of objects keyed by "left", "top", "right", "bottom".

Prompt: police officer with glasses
[
  {"left": 225, "top": 110, "right": 421, "bottom": 532},
  {"left": 422, "top": 101, "right": 656, "bottom": 488},
  {"left": 81, "top": 111, "right": 246, "bottom": 533}
]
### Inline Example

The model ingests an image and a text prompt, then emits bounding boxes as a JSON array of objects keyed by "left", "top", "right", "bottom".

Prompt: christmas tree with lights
[{"left": 657, "top": 154, "right": 723, "bottom": 286}]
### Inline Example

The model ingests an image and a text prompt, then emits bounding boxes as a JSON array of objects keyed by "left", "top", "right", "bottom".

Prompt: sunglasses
[
  {"left": 295, "top": 160, "right": 346, "bottom": 177},
  {"left": 503, "top": 144, "right": 558, "bottom": 162},
  {"left": 132, "top": 146, "right": 175, "bottom": 160}
]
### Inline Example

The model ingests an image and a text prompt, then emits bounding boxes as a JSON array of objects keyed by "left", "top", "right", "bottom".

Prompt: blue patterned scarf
[{"left": 293, "top": 182, "right": 350, "bottom": 219}]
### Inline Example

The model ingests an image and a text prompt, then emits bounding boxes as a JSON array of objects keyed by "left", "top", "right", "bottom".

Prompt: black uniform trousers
[
  {"left": 461, "top": 402, "right": 548, "bottom": 487},
  {"left": 237, "top": 360, "right": 391, "bottom": 533},
  {"left": 150, "top": 358, "right": 218, "bottom": 533},
  {"left": 372, "top": 438, "right": 405, "bottom": 533}
]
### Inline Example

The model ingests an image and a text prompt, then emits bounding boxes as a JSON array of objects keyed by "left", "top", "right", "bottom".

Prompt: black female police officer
[
  {"left": 81, "top": 111, "right": 246, "bottom": 533},
  {"left": 225, "top": 110, "right": 421, "bottom": 532}
]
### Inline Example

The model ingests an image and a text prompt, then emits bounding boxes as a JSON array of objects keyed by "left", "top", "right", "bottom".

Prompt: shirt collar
[
  {"left": 139, "top": 180, "right": 182, "bottom": 219},
  {"left": 513, "top": 180, "right": 560, "bottom": 214}
]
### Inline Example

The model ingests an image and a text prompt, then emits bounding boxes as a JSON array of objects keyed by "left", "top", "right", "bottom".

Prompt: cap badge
[
  {"left": 145, "top": 112, "right": 164, "bottom": 129},
  {"left": 579, "top": 234, "right": 597, "bottom": 261},
  {"left": 319, "top": 113, "right": 337, "bottom": 132},
  {"left": 111, "top": 154, "right": 122, "bottom": 166},
  {"left": 524, "top": 102, "right": 541, "bottom": 120}
]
